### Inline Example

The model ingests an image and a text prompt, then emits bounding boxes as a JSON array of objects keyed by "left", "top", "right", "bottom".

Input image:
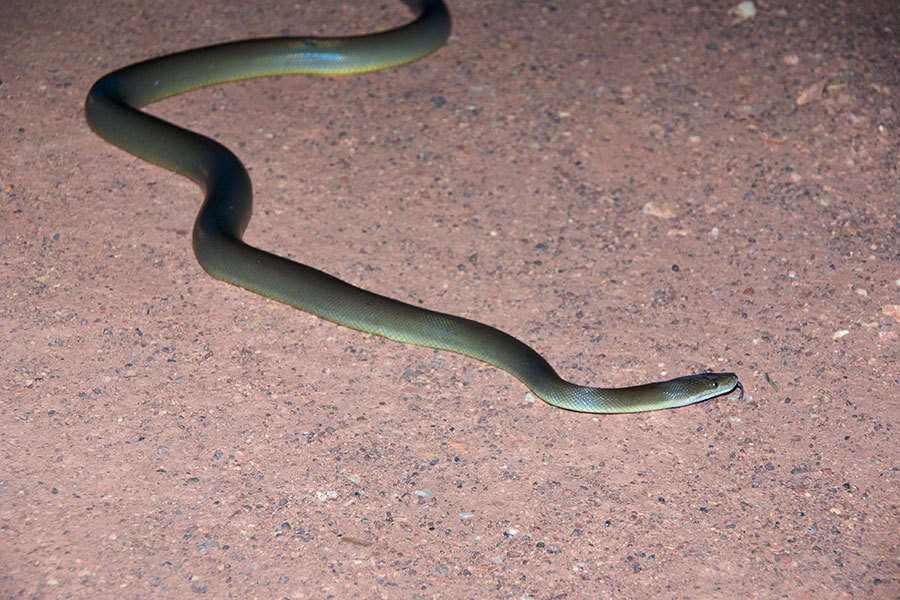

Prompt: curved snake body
[{"left": 85, "top": 0, "right": 740, "bottom": 413}]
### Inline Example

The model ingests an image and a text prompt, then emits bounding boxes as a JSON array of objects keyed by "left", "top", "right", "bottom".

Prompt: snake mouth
[{"left": 733, "top": 380, "right": 745, "bottom": 401}]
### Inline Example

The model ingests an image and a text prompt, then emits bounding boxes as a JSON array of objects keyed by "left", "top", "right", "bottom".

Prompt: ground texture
[{"left": 2, "top": 0, "right": 897, "bottom": 598}]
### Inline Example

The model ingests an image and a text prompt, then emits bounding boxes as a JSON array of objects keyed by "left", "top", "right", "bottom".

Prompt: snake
[{"left": 84, "top": 0, "right": 741, "bottom": 413}]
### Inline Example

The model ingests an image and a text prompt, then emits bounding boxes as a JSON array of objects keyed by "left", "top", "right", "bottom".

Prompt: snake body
[{"left": 85, "top": 0, "right": 740, "bottom": 413}]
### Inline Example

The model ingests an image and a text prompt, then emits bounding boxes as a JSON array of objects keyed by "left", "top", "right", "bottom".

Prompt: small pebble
[{"left": 732, "top": 1, "right": 756, "bottom": 21}]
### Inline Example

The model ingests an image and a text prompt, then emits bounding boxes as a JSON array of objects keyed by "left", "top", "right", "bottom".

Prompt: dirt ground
[{"left": 2, "top": 0, "right": 897, "bottom": 598}]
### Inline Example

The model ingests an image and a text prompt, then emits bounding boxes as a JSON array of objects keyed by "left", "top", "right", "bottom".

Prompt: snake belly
[{"left": 84, "top": 0, "right": 740, "bottom": 413}]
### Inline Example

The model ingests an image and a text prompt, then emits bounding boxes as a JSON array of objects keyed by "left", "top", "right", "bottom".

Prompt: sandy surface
[{"left": 2, "top": 0, "right": 897, "bottom": 598}]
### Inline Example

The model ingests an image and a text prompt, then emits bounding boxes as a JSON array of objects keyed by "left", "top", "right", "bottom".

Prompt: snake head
[{"left": 675, "top": 372, "right": 741, "bottom": 403}]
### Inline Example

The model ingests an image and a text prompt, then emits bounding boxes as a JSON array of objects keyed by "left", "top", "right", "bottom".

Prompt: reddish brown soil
[{"left": 2, "top": 1, "right": 897, "bottom": 598}]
